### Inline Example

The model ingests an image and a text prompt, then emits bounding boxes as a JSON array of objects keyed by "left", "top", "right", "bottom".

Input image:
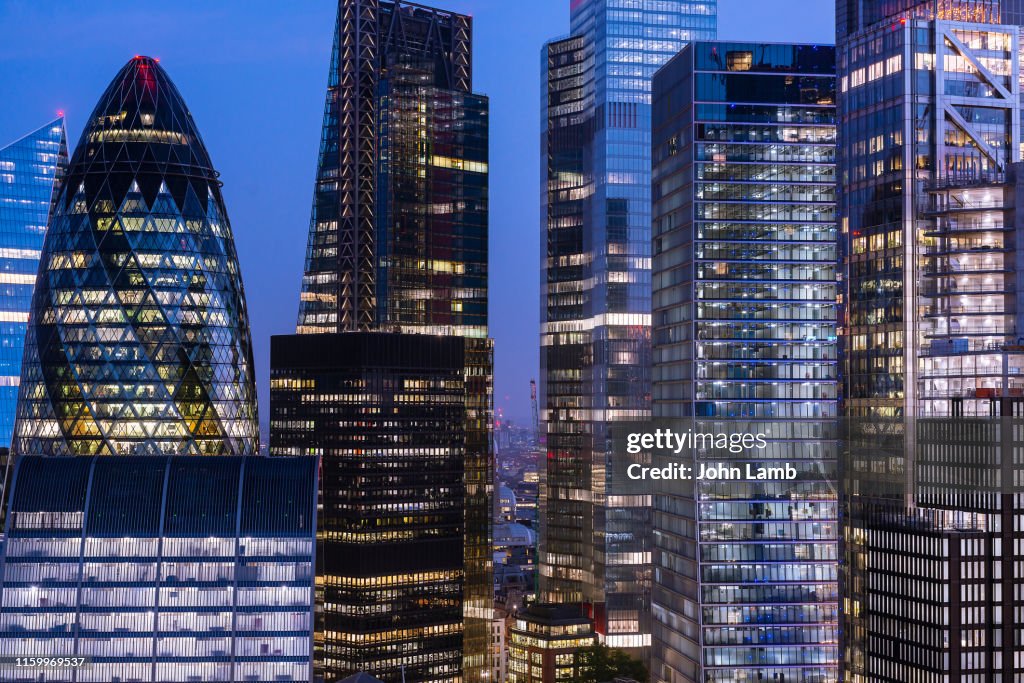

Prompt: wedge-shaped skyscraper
[
  {"left": 0, "top": 118, "right": 67, "bottom": 449},
  {"left": 13, "top": 56, "right": 258, "bottom": 457},
  {"left": 273, "top": 2, "right": 492, "bottom": 681}
]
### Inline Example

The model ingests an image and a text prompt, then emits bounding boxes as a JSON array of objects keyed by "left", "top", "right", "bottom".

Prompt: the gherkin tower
[{"left": 13, "top": 56, "right": 258, "bottom": 457}]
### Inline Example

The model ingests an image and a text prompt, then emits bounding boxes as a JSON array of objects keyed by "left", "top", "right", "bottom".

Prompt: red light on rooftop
[
  {"left": 154, "top": 57, "right": 160, "bottom": 62},
  {"left": 56, "top": 109, "right": 64, "bottom": 118}
]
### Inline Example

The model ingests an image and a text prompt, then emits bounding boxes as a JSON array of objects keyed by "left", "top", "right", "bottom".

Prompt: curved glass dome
[{"left": 14, "top": 56, "right": 258, "bottom": 456}]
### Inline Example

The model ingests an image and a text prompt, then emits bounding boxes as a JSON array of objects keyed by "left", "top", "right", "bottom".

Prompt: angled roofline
[{"left": 0, "top": 116, "right": 64, "bottom": 153}]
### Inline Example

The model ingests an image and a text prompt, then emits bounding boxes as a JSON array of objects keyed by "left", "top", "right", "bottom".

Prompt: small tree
[{"left": 577, "top": 642, "right": 649, "bottom": 683}]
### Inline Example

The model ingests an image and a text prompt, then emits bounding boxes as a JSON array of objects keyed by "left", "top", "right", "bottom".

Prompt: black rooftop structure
[{"left": 5, "top": 455, "right": 317, "bottom": 537}]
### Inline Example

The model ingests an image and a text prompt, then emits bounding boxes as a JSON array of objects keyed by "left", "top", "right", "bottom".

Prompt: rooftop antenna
[{"left": 530, "top": 379, "right": 540, "bottom": 443}]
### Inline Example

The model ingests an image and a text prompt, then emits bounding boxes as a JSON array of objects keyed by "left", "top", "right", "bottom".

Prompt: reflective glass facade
[
  {"left": 288, "top": 3, "right": 492, "bottom": 680},
  {"left": 374, "top": 67, "right": 488, "bottom": 339},
  {"left": 839, "top": 0, "right": 1007, "bottom": 38},
  {"left": 838, "top": 0, "right": 1024, "bottom": 420},
  {"left": 0, "top": 119, "right": 67, "bottom": 449},
  {"left": 651, "top": 42, "right": 839, "bottom": 683},
  {"left": 0, "top": 454, "right": 317, "bottom": 682},
  {"left": 270, "top": 332, "right": 490, "bottom": 683},
  {"left": 837, "top": 2, "right": 1024, "bottom": 680},
  {"left": 540, "top": 0, "right": 716, "bottom": 651},
  {"left": 12, "top": 57, "right": 258, "bottom": 457},
  {"left": 837, "top": 0, "right": 1024, "bottom": 39}
]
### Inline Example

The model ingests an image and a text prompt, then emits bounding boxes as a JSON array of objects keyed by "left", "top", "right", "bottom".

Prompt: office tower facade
[
  {"left": 0, "top": 118, "right": 66, "bottom": 449},
  {"left": 271, "top": 333, "right": 481, "bottom": 683},
  {"left": 650, "top": 41, "right": 839, "bottom": 683},
  {"left": 12, "top": 56, "right": 258, "bottom": 457},
  {"left": 837, "top": 0, "right": 1023, "bottom": 44},
  {"left": 540, "top": 0, "right": 716, "bottom": 650},
  {"left": 837, "top": 1, "right": 1024, "bottom": 680},
  {"left": 841, "top": 402, "right": 1024, "bottom": 681},
  {"left": 0, "top": 454, "right": 317, "bottom": 682},
  {"left": 282, "top": 2, "right": 492, "bottom": 681},
  {"left": 838, "top": 0, "right": 1024, "bottom": 419}
]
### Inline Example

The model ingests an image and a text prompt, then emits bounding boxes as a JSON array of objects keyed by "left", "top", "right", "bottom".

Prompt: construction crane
[{"left": 530, "top": 379, "right": 540, "bottom": 443}]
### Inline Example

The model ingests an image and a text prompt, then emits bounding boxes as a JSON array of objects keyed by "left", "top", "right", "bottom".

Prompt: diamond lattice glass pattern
[{"left": 13, "top": 57, "right": 258, "bottom": 456}]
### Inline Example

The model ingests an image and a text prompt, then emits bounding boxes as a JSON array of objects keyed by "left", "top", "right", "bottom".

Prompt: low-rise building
[{"left": 507, "top": 603, "right": 596, "bottom": 683}]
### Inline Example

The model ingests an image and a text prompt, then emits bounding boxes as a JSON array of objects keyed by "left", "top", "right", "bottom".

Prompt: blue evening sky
[{"left": 0, "top": 1, "right": 833, "bottom": 427}]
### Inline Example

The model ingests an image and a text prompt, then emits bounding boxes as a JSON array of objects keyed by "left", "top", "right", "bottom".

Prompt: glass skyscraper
[
  {"left": 296, "top": 0, "right": 485, "bottom": 339},
  {"left": 650, "top": 41, "right": 839, "bottom": 683},
  {"left": 837, "top": 1, "right": 1024, "bottom": 680},
  {"left": 838, "top": 0, "right": 1024, "bottom": 422},
  {"left": 12, "top": 56, "right": 258, "bottom": 457},
  {"left": 280, "top": 1, "right": 492, "bottom": 681},
  {"left": 540, "top": 0, "right": 716, "bottom": 650},
  {"left": 0, "top": 118, "right": 66, "bottom": 448},
  {"left": 0, "top": 454, "right": 317, "bottom": 682}
]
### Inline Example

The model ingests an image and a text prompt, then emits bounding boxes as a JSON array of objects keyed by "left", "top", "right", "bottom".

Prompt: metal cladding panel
[
  {"left": 5, "top": 454, "right": 319, "bottom": 539},
  {"left": 163, "top": 456, "right": 240, "bottom": 536},
  {"left": 272, "top": 330, "right": 466, "bottom": 370},
  {"left": 240, "top": 455, "right": 317, "bottom": 536},
  {"left": 85, "top": 456, "right": 166, "bottom": 536},
  {"left": 7, "top": 455, "right": 91, "bottom": 526}
]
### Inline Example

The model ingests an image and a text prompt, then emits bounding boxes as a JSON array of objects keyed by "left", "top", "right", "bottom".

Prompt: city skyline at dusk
[
  {"left": 4, "top": 1, "right": 1024, "bottom": 683},
  {"left": 0, "top": 0, "right": 833, "bottom": 427}
]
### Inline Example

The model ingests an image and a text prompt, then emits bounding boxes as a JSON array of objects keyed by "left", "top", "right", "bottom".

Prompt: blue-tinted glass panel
[{"left": 0, "top": 119, "right": 66, "bottom": 447}]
